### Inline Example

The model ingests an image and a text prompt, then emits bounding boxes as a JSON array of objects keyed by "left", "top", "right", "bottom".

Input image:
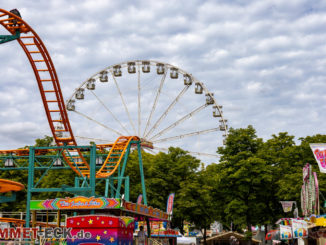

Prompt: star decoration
[
  {"left": 97, "top": 217, "right": 100, "bottom": 220},
  {"left": 69, "top": 219, "right": 74, "bottom": 224},
  {"left": 96, "top": 235, "right": 101, "bottom": 241},
  {"left": 101, "top": 221, "right": 105, "bottom": 224},
  {"left": 77, "top": 222, "right": 80, "bottom": 225},
  {"left": 88, "top": 219, "right": 93, "bottom": 224},
  {"left": 103, "top": 230, "right": 107, "bottom": 234},
  {"left": 110, "top": 236, "right": 115, "bottom": 243},
  {"left": 82, "top": 218, "right": 85, "bottom": 221},
  {"left": 109, "top": 221, "right": 112, "bottom": 225}
]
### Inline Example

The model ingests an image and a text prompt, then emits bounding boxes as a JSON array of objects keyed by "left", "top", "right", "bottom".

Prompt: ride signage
[
  {"left": 30, "top": 196, "right": 120, "bottom": 210},
  {"left": 123, "top": 201, "right": 169, "bottom": 220}
]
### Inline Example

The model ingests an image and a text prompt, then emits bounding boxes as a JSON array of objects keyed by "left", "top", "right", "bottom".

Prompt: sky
[{"left": 0, "top": 0, "right": 326, "bottom": 164}]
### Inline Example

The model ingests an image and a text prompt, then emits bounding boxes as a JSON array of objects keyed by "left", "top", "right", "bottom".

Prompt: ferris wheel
[{"left": 65, "top": 60, "right": 228, "bottom": 162}]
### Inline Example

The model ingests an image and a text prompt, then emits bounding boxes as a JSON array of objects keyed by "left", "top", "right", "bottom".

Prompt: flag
[
  {"left": 280, "top": 201, "right": 295, "bottom": 212},
  {"left": 310, "top": 144, "right": 326, "bottom": 173},
  {"left": 166, "top": 193, "right": 175, "bottom": 215},
  {"left": 137, "top": 194, "right": 142, "bottom": 204}
]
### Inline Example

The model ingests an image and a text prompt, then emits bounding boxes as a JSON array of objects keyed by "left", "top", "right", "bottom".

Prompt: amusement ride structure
[
  {"left": 66, "top": 60, "right": 228, "bottom": 163},
  {"left": 0, "top": 8, "right": 228, "bottom": 238}
]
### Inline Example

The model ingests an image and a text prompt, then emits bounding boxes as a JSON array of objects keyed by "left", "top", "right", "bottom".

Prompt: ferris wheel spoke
[
  {"left": 73, "top": 110, "right": 123, "bottom": 136},
  {"left": 144, "top": 85, "right": 190, "bottom": 138},
  {"left": 75, "top": 135, "right": 113, "bottom": 143},
  {"left": 90, "top": 90, "right": 131, "bottom": 135},
  {"left": 153, "top": 146, "right": 220, "bottom": 158},
  {"left": 138, "top": 66, "right": 141, "bottom": 136},
  {"left": 152, "top": 128, "right": 219, "bottom": 143},
  {"left": 143, "top": 72, "right": 167, "bottom": 137},
  {"left": 149, "top": 104, "right": 208, "bottom": 141},
  {"left": 111, "top": 73, "right": 137, "bottom": 135},
  {"left": 143, "top": 148, "right": 156, "bottom": 155}
]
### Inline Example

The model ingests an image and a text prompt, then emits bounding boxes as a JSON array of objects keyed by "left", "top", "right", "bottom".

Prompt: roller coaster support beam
[
  {"left": 138, "top": 142, "right": 147, "bottom": 206},
  {"left": 0, "top": 30, "right": 20, "bottom": 44},
  {"left": 89, "top": 143, "right": 96, "bottom": 197},
  {"left": 26, "top": 146, "right": 35, "bottom": 228},
  {"left": 0, "top": 192, "right": 16, "bottom": 203},
  {"left": 25, "top": 144, "right": 96, "bottom": 227},
  {"left": 115, "top": 144, "right": 131, "bottom": 199}
]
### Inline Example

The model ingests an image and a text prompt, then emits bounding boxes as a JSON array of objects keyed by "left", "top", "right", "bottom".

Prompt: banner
[
  {"left": 303, "top": 164, "right": 310, "bottom": 180},
  {"left": 310, "top": 144, "right": 326, "bottom": 173},
  {"left": 123, "top": 201, "right": 169, "bottom": 220},
  {"left": 30, "top": 197, "right": 120, "bottom": 210},
  {"left": 137, "top": 194, "right": 143, "bottom": 204},
  {"left": 280, "top": 201, "right": 295, "bottom": 213},
  {"left": 166, "top": 193, "right": 175, "bottom": 216},
  {"left": 292, "top": 219, "right": 308, "bottom": 239},
  {"left": 280, "top": 225, "right": 292, "bottom": 240}
]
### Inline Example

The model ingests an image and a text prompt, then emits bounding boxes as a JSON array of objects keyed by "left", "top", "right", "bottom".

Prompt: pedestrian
[{"left": 138, "top": 226, "right": 146, "bottom": 245}]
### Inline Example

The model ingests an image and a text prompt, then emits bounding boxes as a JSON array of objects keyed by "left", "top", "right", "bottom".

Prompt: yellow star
[
  {"left": 77, "top": 222, "right": 80, "bottom": 225},
  {"left": 97, "top": 217, "right": 100, "bottom": 220},
  {"left": 101, "top": 221, "right": 105, "bottom": 224},
  {"left": 110, "top": 237, "right": 115, "bottom": 243},
  {"left": 88, "top": 219, "right": 93, "bottom": 224},
  {"left": 103, "top": 230, "right": 107, "bottom": 234},
  {"left": 96, "top": 235, "right": 101, "bottom": 241}
]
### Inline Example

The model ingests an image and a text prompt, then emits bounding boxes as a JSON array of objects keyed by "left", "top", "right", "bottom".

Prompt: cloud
[{"left": 0, "top": 0, "right": 326, "bottom": 164}]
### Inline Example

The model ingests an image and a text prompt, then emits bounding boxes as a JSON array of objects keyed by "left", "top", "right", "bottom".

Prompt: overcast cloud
[{"left": 1, "top": 0, "right": 326, "bottom": 163}]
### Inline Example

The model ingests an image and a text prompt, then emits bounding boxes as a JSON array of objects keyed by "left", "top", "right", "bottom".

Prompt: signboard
[
  {"left": 123, "top": 201, "right": 169, "bottom": 220},
  {"left": 280, "top": 201, "right": 294, "bottom": 213},
  {"left": 292, "top": 219, "right": 308, "bottom": 238},
  {"left": 310, "top": 144, "right": 326, "bottom": 173},
  {"left": 280, "top": 225, "right": 292, "bottom": 240},
  {"left": 30, "top": 196, "right": 120, "bottom": 210}
]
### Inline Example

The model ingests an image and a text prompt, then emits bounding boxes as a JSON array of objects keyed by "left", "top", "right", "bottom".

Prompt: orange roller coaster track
[
  {"left": 0, "top": 9, "right": 139, "bottom": 179},
  {"left": 94, "top": 136, "right": 139, "bottom": 178},
  {"left": 0, "top": 179, "right": 24, "bottom": 193},
  {"left": 0, "top": 8, "right": 90, "bottom": 177}
]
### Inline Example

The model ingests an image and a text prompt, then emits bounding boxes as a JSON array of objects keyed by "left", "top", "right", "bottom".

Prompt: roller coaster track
[
  {"left": 0, "top": 8, "right": 91, "bottom": 177},
  {"left": 0, "top": 9, "right": 138, "bottom": 179},
  {"left": 92, "top": 135, "right": 139, "bottom": 178}
]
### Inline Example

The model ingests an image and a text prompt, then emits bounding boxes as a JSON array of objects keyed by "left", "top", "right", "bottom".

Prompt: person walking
[{"left": 138, "top": 226, "right": 146, "bottom": 245}]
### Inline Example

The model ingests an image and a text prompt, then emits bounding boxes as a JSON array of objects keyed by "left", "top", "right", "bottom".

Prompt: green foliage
[
  {"left": 2, "top": 130, "right": 326, "bottom": 237},
  {"left": 34, "top": 135, "right": 54, "bottom": 147},
  {"left": 125, "top": 147, "right": 200, "bottom": 230}
]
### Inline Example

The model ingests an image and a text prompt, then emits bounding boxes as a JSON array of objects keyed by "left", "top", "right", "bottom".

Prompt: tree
[
  {"left": 125, "top": 147, "right": 201, "bottom": 230},
  {"left": 177, "top": 165, "right": 216, "bottom": 245},
  {"left": 216, "top": 126, "right": 272, "bottom": 243},
  {"left": 34, "top": 135, "right": 54, "bottom": 147},
  {"left": 257, "top": 132, "right": 299, "bottom": 225}
]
